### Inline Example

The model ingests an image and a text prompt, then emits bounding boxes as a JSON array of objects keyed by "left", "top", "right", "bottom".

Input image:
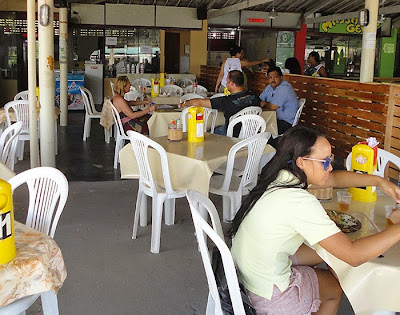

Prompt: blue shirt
[{"left": 259, "top": 80, "right": 298, "bottom": 125}]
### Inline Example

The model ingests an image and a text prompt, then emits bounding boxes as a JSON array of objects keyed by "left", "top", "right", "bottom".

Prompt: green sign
[
  {"left": 379, "top": 28, "right": 397, "bottom": 77},
  {"left": 320, "top": 18, "right": 381, "bottom": 34}
]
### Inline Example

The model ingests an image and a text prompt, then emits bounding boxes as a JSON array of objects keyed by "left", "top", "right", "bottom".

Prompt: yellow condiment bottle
[
  {"left": 159, "top": 73, "right": 165, "bottom": 88},
  {"left": 187, "top": 107, "right": 204, "bottom": 143},
  {"left": 0, "top": 179, "right": 16, "bottom": 265},
  {"left": 151, "top": 78, "right": 159, "bottom": 98},
  {"left": 349, "top": 144, "right": 377, "bottom": 202}
]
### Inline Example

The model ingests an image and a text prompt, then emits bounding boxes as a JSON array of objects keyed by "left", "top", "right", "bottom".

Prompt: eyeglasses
[{"left": 302, "top": 154, "right": 334, "bottom": 171}]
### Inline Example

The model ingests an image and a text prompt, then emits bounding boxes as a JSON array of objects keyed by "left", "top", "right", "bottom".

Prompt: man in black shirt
[{"left": 181, "top": 70, "right": 261, "bottom": 136}]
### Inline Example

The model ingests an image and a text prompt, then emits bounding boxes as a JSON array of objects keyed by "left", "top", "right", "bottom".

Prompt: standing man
[
  {"left": 181, "top": 70, "right": 261, "bottom": 137},
  {"left": 260, "top": 66, "right": 299, "bottom": 140}
]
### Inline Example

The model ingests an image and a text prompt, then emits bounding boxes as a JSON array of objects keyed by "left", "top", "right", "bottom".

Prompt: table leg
[{"left": 41, "top": 291, "right": 59, "bottom": 315}]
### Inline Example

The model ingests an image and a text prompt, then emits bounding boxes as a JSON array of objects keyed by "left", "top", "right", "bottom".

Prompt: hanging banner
[{"left": 320, "top": 18, "right": 381, "bottom": 34}]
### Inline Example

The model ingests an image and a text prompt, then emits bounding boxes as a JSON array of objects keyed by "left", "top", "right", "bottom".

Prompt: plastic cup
[
  {"left": 385, "top": 205, "right": 395, "bottom": 226},
  {"left": 337, "top": 191, "right": 352, "bottom": 212}
]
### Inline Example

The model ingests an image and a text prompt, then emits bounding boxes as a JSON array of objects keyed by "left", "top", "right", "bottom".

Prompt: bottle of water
[{"left": 193, "top": 78, "right": 198, "bottom": 94}]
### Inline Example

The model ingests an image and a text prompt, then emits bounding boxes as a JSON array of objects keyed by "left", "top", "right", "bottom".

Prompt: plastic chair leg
[
  {"left": 104, "top": 128, "right": 111, "bottom": 144},
  {"left": 132, "top": 189, "right": 144, "bottom": 239},
  {"left": 0, "top": 294, "right": 39, "bottom": 315},
  {"left": 164, "top": 198, "right": 175, "bottom": 225},
  {"left": 222, "top": 196, "right": 232, "bottom": 222},
  {"left": 113, "top": 137, "right": 122, "bottom": 169},
  {"left": 140, "top": 194, "right": 148, "bottom": 227},
  {"left": 150, "top": 196, "right": 166, "bottom": 254},
  {"left": 41, "top": 291, "right": 59, "bottom": 315},
  {"left": 83, "top": 116, "right": 89, "bottom": 141}
]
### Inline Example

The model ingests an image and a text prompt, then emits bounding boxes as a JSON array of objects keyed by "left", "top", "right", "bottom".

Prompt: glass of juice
[{"left": 337, "top": 191, "right": 352, "bottom": 212}]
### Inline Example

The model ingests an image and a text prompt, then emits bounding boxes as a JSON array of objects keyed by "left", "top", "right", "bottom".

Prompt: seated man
[
  {"left": 181, "top": 70, "right": 261, "bottom": 137},
  {"left": 260, "top": 66, "right": 299, "bottom": 147}
]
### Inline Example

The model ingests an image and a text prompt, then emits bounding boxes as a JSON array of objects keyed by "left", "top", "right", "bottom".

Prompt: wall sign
[
  {"left": 248, "top": 18, "right": 265, "bottom": 23},
  {"left": 106, "top": 37, "right": 117, "bottom": 46},
  {"left": 320, "top": 18, "right": 382, "bottom": 34}
]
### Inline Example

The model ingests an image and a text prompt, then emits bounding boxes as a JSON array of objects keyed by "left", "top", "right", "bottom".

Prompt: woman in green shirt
[{"left": 230, "top": 126, "right": 400, "bottom": 314}]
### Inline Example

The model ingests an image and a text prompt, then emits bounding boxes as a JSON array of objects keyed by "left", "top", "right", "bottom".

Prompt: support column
[
  {"left": 27, "top": 0, "right": 39, "bottom": 167},
  {"left": 295, "top": 23, "right": 307, "bottom": 74},
  {"left": 59, "top": 7, "right": 68, "bottom": 126},
  {"left": 38, "top": 0, "right": 56, "bottom": 167},
  {"left": 360, "top": 0, "right": 379, "bottom": 83}
]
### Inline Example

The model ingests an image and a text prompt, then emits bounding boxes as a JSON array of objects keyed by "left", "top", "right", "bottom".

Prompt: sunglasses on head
[{"left": 302, "top": 154, "right": 334, "bottom": 171}]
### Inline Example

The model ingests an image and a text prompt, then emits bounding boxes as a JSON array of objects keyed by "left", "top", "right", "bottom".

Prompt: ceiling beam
[
  {"left": 304, "top": 5, "right": 400, "bottom": 24},
  {"left": 207, "top": 0, "right": 273, "bottom": 19},
  {"left": 304, "top": 0, "right": 337, "bottom": 18}
]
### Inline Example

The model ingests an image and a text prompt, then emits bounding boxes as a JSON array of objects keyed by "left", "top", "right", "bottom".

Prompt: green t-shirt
[{"left": 231, "top": 170, "right": 340, "bottom": 299}]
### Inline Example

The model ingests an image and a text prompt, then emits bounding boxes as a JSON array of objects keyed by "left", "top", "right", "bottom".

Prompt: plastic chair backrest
[
  {"left": 110, "top": 81, "right": 115, "bottom": 96},
  {"left": 222, "top": 132, "right": 270, "bottom": 193},
  {"left": 184, "top": 84, "right": 207, "bottom": 94},
  {"left": 109, "top": 101, "right": 128, "bottom": 138},
  {"left": 186, "top": 190, "right": 246, "bottom": 315},
  {"left": 14, "top": 90, "right": 29, "bottom": 101},
  {"left": 180, "top": 93, "right": 204, "bottom": 103},
  {"left": 80, "top": 87, "right": 97, "bottom": 116},
  {"left": 131, "top": 78, "right": 152, "bottom": 88},
  {"left": 8, "top": 167, "right": 69, "bottom": 238},
  {"left": 180, "top": 78, "right": 193, "bottom": 86},
  {"left": 346, "top": 148, "right": 400, "bottom": 178},
  {"left": 210, "top": 93, "right": 225, "bottom": 99},
  {"left": 0, "top": 121, "right": 22, "bottom": 170},
  {"left": 227, "top": 114, "right": 266, "bottom": 139},
  {"left": 124, "top": 90, "right": 142, "bottom": 101},
  {"left": 204, "top": 108, "right": 218, "bottom": 134},
  {"left": 127, "top": 130, "right": 174, "bottom": 195},
  {"left": 4, "top": 100, "right": 30, "bottom": 132},
  {"left": 181, "top": 106, "right": 194, "bottom": 133},
  {"left": 160, "top": 85, "right": 183, "bottom": 96},
  {"left": 229, "top": 106, "right": 262, "bottom": 123},
  {"left": 292, "top": 98, "right": 306, "bottom": 127}
]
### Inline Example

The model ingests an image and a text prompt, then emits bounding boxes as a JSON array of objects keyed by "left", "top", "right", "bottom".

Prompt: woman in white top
[
  {"left": 230, "top": 126, "right": 400, "bottom": 315},
  {"left": 215, "top": 45, "right": 270, "bottom": 93},
  {"left": 305, "top": 51, "right": 328, "bottom": 77}
]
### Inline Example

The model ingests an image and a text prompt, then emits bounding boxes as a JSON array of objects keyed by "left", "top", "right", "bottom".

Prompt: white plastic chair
[
  {"left": 110, "top": 81, "right": 115, "bottom": 96},
  {"left": 160, "top": 84, "right": 183, "bottom": 97},
  {"left": 110, "top": 101, "right": 130, "bottom": 169},
  {"left": 210, "top": 93, "right": 225, "bottom": 99},
  {"left": 127, "top": 130, "right": 187, "bottom": 254},
  {"left": 229, "top": 106, "right": 262, "bottom": 123},
  {"left": 186, "top": 190, "right": 247, "bottom": 315},
  {"left": 204, "top": 108, "right": 218, "bottom": 134},
  {"left": 3, "top": 167, "right": 68, "bottom": 315},
  {"left": 14, "top": 90, "right": 29, "bottom": 100},
  {"left": 180, "top": 93, "right": 205, "bottom": 103},
  {"left": 4, "top": 100, "right": 32, "bottom": 161},
  {"left": 184, "top": 84, "right": 208, "bottom": 95},
  {"left": 346, "top": 148, "right": 400, "bottom": 179},
  {"left": 124, "top": 90, "right": 142, "bottom": 102},
  {"left": 131, "top": 78, "right": 152, "bottom": 89},
  {"left": 181, "top": 106, "right": 193, "bottom": 133},
  {"left": 227, "top": 114, "right": 266, "bottom": 139},
  {"left": 210, "top": 132, "right": 270, "bottom": 222},
  {"left": 179, "top": 78, "right": 193, "bottom": 87},
  {"left": 80, "top": 87, "right": 102, "bottom": 141},
  {"left": 292, "top": 98, "right": 306, "bottom": 127},
  {"left": 0, "top": 121, "right": 22, "bottom": 171},
  {"left": 8, "top": 166, "right": 69, "bottom": 238}
]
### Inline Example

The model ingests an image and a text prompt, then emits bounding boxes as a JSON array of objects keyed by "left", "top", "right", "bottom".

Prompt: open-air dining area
[{"left": 3, "top": 0, "right": 400, "bottom": 314}]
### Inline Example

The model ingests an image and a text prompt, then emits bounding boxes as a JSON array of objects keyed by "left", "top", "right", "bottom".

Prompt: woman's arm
[
  {"left": 215, "top": 60, "right": 225, "bottom": 93},
  {"left": 127, "top": 99, "right": 152, "bottom": 107},
  {"left": 114, "top": 95, "right": 156, "bottom": 119},
  {"left": 318, "top": 66, "right": 328, "bottom": 77},
  {"left": 319, "top": 224, "right": 400, "bottom": 267},
  {"left": 241, "top": 58, "right": 270, "bottom": 68},
  {"left": 323, "top": 171, "right": 400, "bottom": 203}
]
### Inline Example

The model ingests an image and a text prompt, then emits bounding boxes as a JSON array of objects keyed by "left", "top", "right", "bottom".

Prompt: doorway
[{"left": 165, "top": 32, "right": 180, "bottom": 73}]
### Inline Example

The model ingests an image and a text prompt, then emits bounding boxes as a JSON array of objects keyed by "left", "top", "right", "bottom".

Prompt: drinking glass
[{"left": 337, "top": 191, "right": 352, "bottom": 212}]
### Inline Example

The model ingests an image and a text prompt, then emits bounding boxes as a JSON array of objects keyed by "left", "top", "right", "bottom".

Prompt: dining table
[
  {"left": 147, "top": 108, "right": 278, "bottom": 138},
  {"left": 119, "top": 132, "right": 276, "bottom": 196},
  {"left": 313, "top": 188, "right": 400, "bottom": 315},
  {"left": 0, "top": 221, "right": 67, "bottom": 313}
]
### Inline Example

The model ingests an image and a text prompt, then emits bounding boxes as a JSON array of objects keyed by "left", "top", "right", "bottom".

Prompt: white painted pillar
[
  {"left": 360, "top": 0, "right": 379, "bottom": 83},
  {"left": 38, "top": 0, "right": 56, "bottom": 166},
  {"left": 59, "top": 8, "right": 68, "bottom": 127},
  {"left": 27, "top": 0, "right": 39, "bottom": 167}
]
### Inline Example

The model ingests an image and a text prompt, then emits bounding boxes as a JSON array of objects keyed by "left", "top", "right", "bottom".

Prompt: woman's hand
[
  {"left": 142, "top": 99, "right": 152, "bottom": 106},
  {"left": 148, "top": 105, "right": 157, "bottom": 112},
  {"left": 378, "top": 178, "right": 400, "bottom": 204}
]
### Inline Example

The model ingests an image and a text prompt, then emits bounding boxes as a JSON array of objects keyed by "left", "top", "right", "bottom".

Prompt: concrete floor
[{"left": 12, "top": 111, "right": 356, "bottom": 314}]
